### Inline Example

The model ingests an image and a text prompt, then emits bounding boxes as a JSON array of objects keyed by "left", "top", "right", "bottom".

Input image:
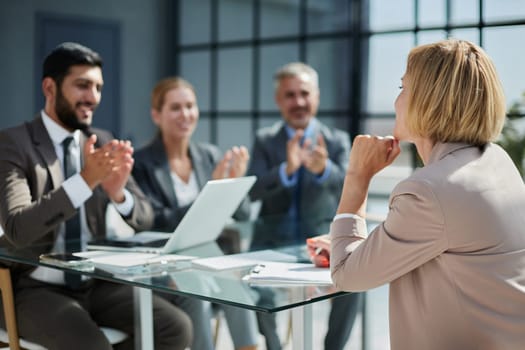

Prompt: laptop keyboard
[{"left": 88, "top": 238, "right": 168, "bottom": 248}]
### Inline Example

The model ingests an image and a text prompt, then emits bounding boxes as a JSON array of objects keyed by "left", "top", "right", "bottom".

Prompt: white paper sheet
[
  {"left": 75, "top": 251, "right": 194, "bottom": 275},
  {"left": 242, "top": 262, "right": 333, "bottom": 285},
  {"left": 191, "top": 249, "right": 298, "bottom": 271}
]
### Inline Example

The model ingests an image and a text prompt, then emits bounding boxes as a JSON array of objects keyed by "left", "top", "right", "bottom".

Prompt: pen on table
[
  {"left": 251, "top": 264, "right": 265, "bottom": 274},
  {"left": 314, "top": 246, "right": 330, "bottom": 267}
]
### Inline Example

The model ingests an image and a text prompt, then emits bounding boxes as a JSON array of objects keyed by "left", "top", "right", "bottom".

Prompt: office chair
[{"left": 0, "top": 267, "right": 127, "bottom": 350}]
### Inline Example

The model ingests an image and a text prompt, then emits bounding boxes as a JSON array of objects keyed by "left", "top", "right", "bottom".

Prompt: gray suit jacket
[
  {"left": 0, "top": 116, "right": 153, "bottom": 278},
  {"left": 132, "top": 137, "right": 250, "bottom": 232},
  {"left": 331, "top": 142, "right": 525, "bottom": 350},
  {"left": 247, "top": 119, "right": 350, "bottom": 248}
]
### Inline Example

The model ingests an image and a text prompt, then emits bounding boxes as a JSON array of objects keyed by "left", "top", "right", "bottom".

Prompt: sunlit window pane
[
  {"left": 484, "top": 0, "right": 525, "bottom": 23},
  {"left": 217, "top": 116, "right": 253, "bottom": 151},
  {"left": 179, "top": 51, "right": 211, "bottom": 111},
  {"left": 369, "top": 0, "right": 414, "bottom": 31},
  {"left": 419, "top": 0, "right": 446, "bottom": 27},
  {"left": 260, "top": 0, "right": 300, "bottom": 38},
  {"left": 258, "top": 43, "right": 300, "bottom": 111},
  {"left": 450, "top": 0, "right": 479, "bottom": 25},
  {"left": 307, "top": 39, "right": 351, "bottom": 110},
  {"left": 259, "top": 114, "right": 283, "bottom": 130},
  {"left": 192, "top": 115, "right": 212, "bottom": 144},
  {"left": 318, "top": 115, "right": 348, "bottom": 132},
  {"left": 416, "top": 30, "right": 447, "bottom": 45},
  {"left": 449, "top": 28, "right": 480, "bottom": 44},
  {"left": 367, "top": 33, "right": 414, "bottom": 113},
  {"left": 179, "top": 0, "right": 210, "bottom": 45},
  {"left": 307, "top": 0, "right": 350, "bottom": 34},
  {"left": 483, "top": 25, "right": 525, "bottom": 109},
  {"left": 218, "top": 0, "right": 253, "bottom": 42},
  {"left": 217, "top": 47, "right": 253, "bottom": 111}
]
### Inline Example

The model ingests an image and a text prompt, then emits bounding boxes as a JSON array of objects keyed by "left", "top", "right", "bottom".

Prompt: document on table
[
  {"left": 242, "top": 262, "right": 333, "bottom": 286},
  {"left": 191, "top": 249, "right": 298, "bottom": 271},
  {"left": 74, "top": 251, "right": 194, "bottom": 275}
]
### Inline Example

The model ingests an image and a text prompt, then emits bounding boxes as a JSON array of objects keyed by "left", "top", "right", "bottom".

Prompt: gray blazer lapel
[
  {"left": 189, "top": 143, "right": 210, "bottom": 189},
  {"left": 271, "top": 125, "right": 290, "bottom": 165},
  {"left": 150, "top": 139, "right": 178, "bottom": 207},
  {"left": 30, "top": 117, "right": 64, "bottom": 189}
]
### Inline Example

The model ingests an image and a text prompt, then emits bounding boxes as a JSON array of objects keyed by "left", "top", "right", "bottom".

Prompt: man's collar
[
  {"left": 284, "top": 118, "right": 317, "bottom": 139},
  {"left": 41, "top": 110, "right": 80, "bottom": 146}
]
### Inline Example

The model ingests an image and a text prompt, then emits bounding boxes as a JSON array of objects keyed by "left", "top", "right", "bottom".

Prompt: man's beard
[{"left": 55, "top": 87, "right": 93, "bottom": 131}]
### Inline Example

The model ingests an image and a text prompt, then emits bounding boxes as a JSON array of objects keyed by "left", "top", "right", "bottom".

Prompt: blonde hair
[
  {"left": 151, "top": 77, "right": 195, "bottom": 111},
  {"left": 274, "top": 62, "right": 319, "bottom": 91},
  {"left": 405, "top": 39, "right": 506, "bottom": 145}
]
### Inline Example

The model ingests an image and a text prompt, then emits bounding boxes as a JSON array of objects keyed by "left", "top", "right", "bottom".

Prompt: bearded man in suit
[{"left": 0, "top": 42, "right": 192, "bottom": 350}]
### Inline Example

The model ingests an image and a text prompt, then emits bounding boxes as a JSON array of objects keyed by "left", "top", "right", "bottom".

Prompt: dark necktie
[
  {"left": 294, "top": 166, "right": 303, "bottom": 242},
  {"left": 293, "top": 136, "right": 306, "bottom": 242},
  {"left": 62, "top": 136, "right": 82, "bottom": 288}
]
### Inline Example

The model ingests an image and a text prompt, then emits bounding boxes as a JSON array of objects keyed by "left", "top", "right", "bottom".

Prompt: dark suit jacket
[
  {"left": 247, "top": 119, "right": 350, "bottom": 248},
  {"left": 0, "top": 116, "right": 153, "bottom": 279},
  {"left": 132, "top": 137, "right": 250, "bottom": 232}
]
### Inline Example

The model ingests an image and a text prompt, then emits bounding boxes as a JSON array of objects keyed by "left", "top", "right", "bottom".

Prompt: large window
[
  {"left": 366, "top": 0, "right": 525, "bottom": 168},
  {"left": 175, "top": 0, "right": 359, "bottom": 153},
  {"left": 175, "top": 0, "right": 525, "bottom": 163}
]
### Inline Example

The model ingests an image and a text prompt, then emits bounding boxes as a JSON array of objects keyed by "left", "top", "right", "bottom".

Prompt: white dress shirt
[{"left": 30, "top": 111, "right": 133, "bottom": 284}]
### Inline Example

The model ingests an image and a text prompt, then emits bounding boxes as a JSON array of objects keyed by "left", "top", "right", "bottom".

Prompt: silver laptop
[{"left": 88, "top": 176, "right": 256, "bottom": 254}]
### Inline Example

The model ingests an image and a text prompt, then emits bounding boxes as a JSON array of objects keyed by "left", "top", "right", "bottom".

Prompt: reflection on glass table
[{"left": 0, "top": 238, "right": 347, "bottom": 350}]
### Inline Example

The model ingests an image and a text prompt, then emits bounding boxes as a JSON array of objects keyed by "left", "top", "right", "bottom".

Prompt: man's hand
[
  {"left": 80, "top": 135, "right": 118, "bottom": 189},
  {"left": 302, "top": 134, "right": 328, "bottom": 175},
  {"left": 80, "top": 136, "right": 134, "bottom": 202},
  {"left": 100, "top": 140, "right": 134, "bottom": 203},
  {"left": 285, "top": 129, "right": 304, "bottom": 175},
  {"left": 306, "top": 234, "right": 331, "bottom": 268}
]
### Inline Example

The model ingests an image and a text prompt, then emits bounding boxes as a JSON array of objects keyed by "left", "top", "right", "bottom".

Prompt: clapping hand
[
  {"left": 286, "top": 130, "right": 328, "bottom": 176},
  {"left": 80, "top": 135, "right": 134, "bottom": 203},
  {"left": 302, "top": 134, "right": 328, "bottom": 175},
  {"left": 212, "top": 145, "right": 250, "bottom": 179}
]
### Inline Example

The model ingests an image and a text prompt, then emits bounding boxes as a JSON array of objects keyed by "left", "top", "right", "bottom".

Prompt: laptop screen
[
  {"left": 160, "top": 176, "right": 256, "bottom": 253},
  {"left": 88, "top": 176, "right": 256, "bottom": 254}
]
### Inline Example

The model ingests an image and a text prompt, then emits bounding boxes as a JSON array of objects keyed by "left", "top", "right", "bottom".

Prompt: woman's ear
[{"left": 151, "top": 108, "right": 161, "bottom": 126}]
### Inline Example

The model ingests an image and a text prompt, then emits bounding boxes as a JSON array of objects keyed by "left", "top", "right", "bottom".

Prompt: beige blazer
[{"left": 330, "top": 142, "right": 525, "bottom": 350}]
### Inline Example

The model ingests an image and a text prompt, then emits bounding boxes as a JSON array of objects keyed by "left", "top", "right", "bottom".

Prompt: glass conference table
[{"left": 0, "top": 240, "right": 347, "bottom": 350}]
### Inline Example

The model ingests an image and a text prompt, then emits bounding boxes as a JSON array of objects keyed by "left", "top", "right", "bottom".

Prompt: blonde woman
[{"left": 308, "top": 39, "right": 525, "bottom": 349}]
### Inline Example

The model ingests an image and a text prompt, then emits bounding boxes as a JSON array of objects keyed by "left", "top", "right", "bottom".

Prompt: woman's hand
[
  {"left": 337, "top": 135, "right": 401, "bottom": 217},
  {"left": 306, "top": 234, "right": 331, "bottom": 268},
  {"left": 228, "top": 146, "right": 249, "bottom": 178},
  {"left": 212, "top": 146, "right": 250, "bottom": 179},
  {"left": 348, "top": 135, "right": 400, "bottom": 180}
]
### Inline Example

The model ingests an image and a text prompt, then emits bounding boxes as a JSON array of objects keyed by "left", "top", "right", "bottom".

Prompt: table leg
[
  {"left": 291, "top": 301, "right": 313, "bottom": 350},
  {"left": 134, "top": 287, "right": 154, "bottom": 350}
]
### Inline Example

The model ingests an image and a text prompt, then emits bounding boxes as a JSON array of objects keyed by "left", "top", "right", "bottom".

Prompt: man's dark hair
[{"left": 42, "top": 42, "right": 103, "bottom": 85}]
